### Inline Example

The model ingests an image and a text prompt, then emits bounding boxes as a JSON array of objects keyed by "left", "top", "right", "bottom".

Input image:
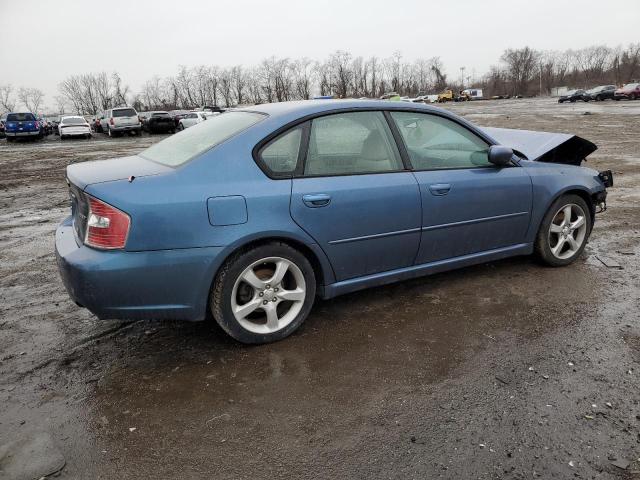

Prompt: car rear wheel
[
  {"left": 211, "top": 243, "right": 316, "bottom": 344},
  {"left": 535, "top": 194, "right": 591, "bottom": 267}
]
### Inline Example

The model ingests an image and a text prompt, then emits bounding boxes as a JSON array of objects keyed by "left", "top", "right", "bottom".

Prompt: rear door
[
  {"left": 389, "top": 111, "right": 532, "bottom": 264},
  {"left": 288, "top": 111, "right": 421, "bottom": 281}
]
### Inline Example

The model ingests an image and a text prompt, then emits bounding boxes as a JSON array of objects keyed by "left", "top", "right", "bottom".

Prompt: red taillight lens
[
  {"left": 85, "top": 197, "right": 130, "bottom": 249},
  {"left": 109, "top": 117, "right": 114, "bottom": 125}
]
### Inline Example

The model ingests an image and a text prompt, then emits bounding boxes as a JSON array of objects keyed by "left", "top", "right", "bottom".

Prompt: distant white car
[
  {"left": 59, "top": 116, "right": 92, "bottom": 140},
  {"left": 177, "top": 112, "right": 209, "bottom": 130}
]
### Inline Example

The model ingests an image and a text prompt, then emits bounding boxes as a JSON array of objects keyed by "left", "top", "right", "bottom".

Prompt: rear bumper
[
  {"left": 6, "top": 130, "right": 40, "bottom": 137},
  {"left": 55, "top": 216, "right": 223, "bottom": 321},
  {"left": 110, "top": 124, "right": 141, "bottom": 132}
]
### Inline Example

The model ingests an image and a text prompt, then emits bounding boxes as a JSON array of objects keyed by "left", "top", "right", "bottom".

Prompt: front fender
[{"left": 523, "top": 162, "right": 605, "bottom": 242}]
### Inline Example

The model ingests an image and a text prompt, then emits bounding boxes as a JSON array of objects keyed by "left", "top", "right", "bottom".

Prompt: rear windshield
[
  {"left": 624, "top": 83, "right": 639, "bottom": 90},
  {"left": 140, "top": 112, "right": 264, "bottom": 167},
  {"left": 152, "top": 112, "right": 170, "bottom": 117},
  {"left": 113, "top": 108, "right": 137, "bottom": 117},
  {"left": 62, "top": 117, "right": 86, "bottom": 125},
  {"left": 7, "top": 113, "right": 36, "bottom": 121}
]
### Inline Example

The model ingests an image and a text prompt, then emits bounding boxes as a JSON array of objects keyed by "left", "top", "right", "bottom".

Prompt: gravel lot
[{"left": 1, "top": 98, "right": 639, "bottom": 479}]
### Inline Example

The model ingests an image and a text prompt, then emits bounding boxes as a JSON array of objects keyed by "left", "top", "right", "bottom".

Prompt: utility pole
[
  {"left": 460, "top": 67, "right": 466, "bottom": 89},
  {"left": 539, "top": 63, "right": 543, "bottom": 97}
]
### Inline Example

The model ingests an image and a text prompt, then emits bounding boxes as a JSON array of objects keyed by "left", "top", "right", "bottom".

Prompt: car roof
[{"left": 240, "top": 99, "right": 450, "bottom": 119}]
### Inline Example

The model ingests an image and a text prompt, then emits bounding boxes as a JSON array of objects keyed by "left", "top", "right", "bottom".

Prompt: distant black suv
[{"left": 583, "top": 85, "right": 616, "bottom": 101}]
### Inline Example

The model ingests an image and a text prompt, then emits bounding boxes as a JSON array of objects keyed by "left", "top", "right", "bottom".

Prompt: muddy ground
[{"left": 0, "top": 98, "right": 639, "bottom": 479}]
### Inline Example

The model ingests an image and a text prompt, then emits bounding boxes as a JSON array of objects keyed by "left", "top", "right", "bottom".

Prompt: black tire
[
  {"left": 211, "top": 242, "right": 316, "bottom": 344},
  {"left": 596, "top": 95, "right": 602, "bottom": 101},
  {"left": 534, "top": 194, "right": 592, "bottom": 267},
  {"left": 6, "top": 137, "right": 15, "bottom": 142}
]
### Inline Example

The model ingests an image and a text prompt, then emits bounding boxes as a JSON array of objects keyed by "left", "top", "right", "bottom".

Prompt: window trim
[{"left": 251, "top": 106, "right": 509, "bottom": 179}]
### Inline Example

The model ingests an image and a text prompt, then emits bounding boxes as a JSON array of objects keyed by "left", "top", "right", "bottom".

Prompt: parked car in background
[
  {"left": 142, "top": 111, "right": 176, "bottom": 134},
  {"left": 461, "top": 88, "right": 484, "bottom": 100},
  {"left": 614, "top": 83, "right": 640, "bottom": 100},
  {"left": 101, "top": 107, "right": 142, "bottom": 137},
  {"left": 380, "top": 92, "right": 401, "bottom": 100},
  {"left": 169, "top": 110, "right": 190, "bottom": 128},
  {"left": 177, "top": 111, "right": 209, "bottom": 130},
  {"left": 51, "top": 118, "right": 60, "bottom": 136},
  {"left": 4, "top": 112, "right": 43, "bottom": 141},
  {"left": 583, "top": 85, "right": 616, "bottom": 101},
  {"left": 558, "top": 89, "right": 586, "bottom": 103},
  {"left": 59, "top": 116, "right": 92, "bottom": 140},
  {"left": 55, "top": 100, "right": 611, "bottom": 345},
  {"left": 91, "top": 115, "right": 103, "bottom": 133}
]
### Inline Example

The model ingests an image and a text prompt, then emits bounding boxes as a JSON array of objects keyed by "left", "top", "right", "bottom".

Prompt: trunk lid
[{"left": 66, "top": 155, "right": 172, "bottom": 190}]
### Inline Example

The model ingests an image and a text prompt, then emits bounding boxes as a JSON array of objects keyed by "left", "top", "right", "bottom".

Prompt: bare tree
[
  {"left": 18, "top": 87, "right": 45, "bottom": 113},
  {"left": 0, "top": 85, "right": 17, "bottom": 112},
  {"left": 501, "top": 47, "right": 540, "bottom": 96}
]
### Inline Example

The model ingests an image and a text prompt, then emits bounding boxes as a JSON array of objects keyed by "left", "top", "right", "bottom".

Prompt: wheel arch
[
  {"left": 205, "top": 234, "right": 335, "bottom": 312},
  {"left": 538, "top": 187, "right": 597, "bottom": 237}
]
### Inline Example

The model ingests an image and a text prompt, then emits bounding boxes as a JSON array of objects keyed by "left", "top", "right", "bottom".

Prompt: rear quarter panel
[{"left": 84, "top": 125, "right": 336, "bottom": 286}]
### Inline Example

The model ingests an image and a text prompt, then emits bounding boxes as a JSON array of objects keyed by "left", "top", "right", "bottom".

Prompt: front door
[
  {"left": 289, "top": 111, "right": 422, "bottom": 281},
  {"left": 388, "top": 111, "right": 533, "bottom": 264}
]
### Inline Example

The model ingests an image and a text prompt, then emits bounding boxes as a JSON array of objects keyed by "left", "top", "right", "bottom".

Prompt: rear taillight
[
  {"left": 85, "top": 196, "right": 130, "bottom": 249},
  {"left": 109, "top": 117, "right": 114, "bottom": 125}
]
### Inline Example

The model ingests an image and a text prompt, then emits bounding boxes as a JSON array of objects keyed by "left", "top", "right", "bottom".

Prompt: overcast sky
[{"left": 1, "top": 0, "right": 638, "bottom": 109}]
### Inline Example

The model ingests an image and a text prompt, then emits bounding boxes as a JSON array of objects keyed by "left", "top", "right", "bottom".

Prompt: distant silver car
[{"left": 59, "top": 116, "right": 92, "bottom": 140}]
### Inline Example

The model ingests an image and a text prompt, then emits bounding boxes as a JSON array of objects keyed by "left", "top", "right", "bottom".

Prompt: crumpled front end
[{"left": 481, "top": 127, "right": 597, "bottom": 166}]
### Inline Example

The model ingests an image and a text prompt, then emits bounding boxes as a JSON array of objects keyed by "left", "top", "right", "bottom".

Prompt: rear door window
[
  {"left": 7, "top": 113, "right": 36, "bottom": 121},
  {"left": 113, "top": 108, "right": 137, "bottom": 117},
  {"left": 304, "top": 111, "right": 402, "bottom": 176}
]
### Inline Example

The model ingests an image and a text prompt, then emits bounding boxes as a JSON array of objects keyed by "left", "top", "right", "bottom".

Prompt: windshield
[
  {"left": 152, "top": 112, "right": 170, "bottom": 117},
  {"left": 113, "top": 108, "right": 137, "bottom": 117},
  {"left": 140, "top": 111, "right": 264, "bottom": 167},
  {"left": 7, "top": 113, "right": 36, "bottom": 122},
  {"left": 624, "top": 83, "right": 639, "bottom": 90},
  {"left": 62, "top": 117, "right": 86, "bottom": 125}
]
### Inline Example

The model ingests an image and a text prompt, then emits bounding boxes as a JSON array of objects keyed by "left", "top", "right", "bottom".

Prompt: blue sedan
[{"left": 55, "top": 100, "right": 612, "bottom": 344}]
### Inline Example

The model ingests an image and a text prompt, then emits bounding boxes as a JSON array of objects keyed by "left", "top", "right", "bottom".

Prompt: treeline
[
  {"left": 2, "top": 44, "right": 639, "bottom": 115},
  {"left": 487, "top": 44, "right": 640, "bottom": 97}
]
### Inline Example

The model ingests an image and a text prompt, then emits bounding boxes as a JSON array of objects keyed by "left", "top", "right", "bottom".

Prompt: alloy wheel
[
  {"left": 548, "top": 203, "right": 588, "bottom": 259},
  {"left": 231, "top": 257, "right": 306, "bottom": 334}
]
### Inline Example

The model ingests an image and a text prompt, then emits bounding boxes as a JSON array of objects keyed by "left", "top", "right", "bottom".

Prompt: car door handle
[
  {"left": 428, "top": 184, "right": 452, "bottom": 196},
  {"left": 302, "top": 194, "right": 331, "bottom": 208}
]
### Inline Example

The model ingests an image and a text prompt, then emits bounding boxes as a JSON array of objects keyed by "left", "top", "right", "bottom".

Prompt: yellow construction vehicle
[{"left": 437, "top": 89, "right": 455, "bottom": 103}]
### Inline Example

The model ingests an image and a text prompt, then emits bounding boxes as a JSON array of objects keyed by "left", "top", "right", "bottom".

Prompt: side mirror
[{"left": 488, "top": 145, "right": 513, "bottom": 167}]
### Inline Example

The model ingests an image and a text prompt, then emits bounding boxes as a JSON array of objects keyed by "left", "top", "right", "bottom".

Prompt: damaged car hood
[{"left": 481, "top": 127, "right": 597, "bottom": 166}]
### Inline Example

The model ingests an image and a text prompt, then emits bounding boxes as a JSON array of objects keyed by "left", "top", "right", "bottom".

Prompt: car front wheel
[
  {"left": 211, "top": 243, "right": 316, "bottom": 344},
  {"left": 535, "top": 194, "right": 591, "bottom": 267}
]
